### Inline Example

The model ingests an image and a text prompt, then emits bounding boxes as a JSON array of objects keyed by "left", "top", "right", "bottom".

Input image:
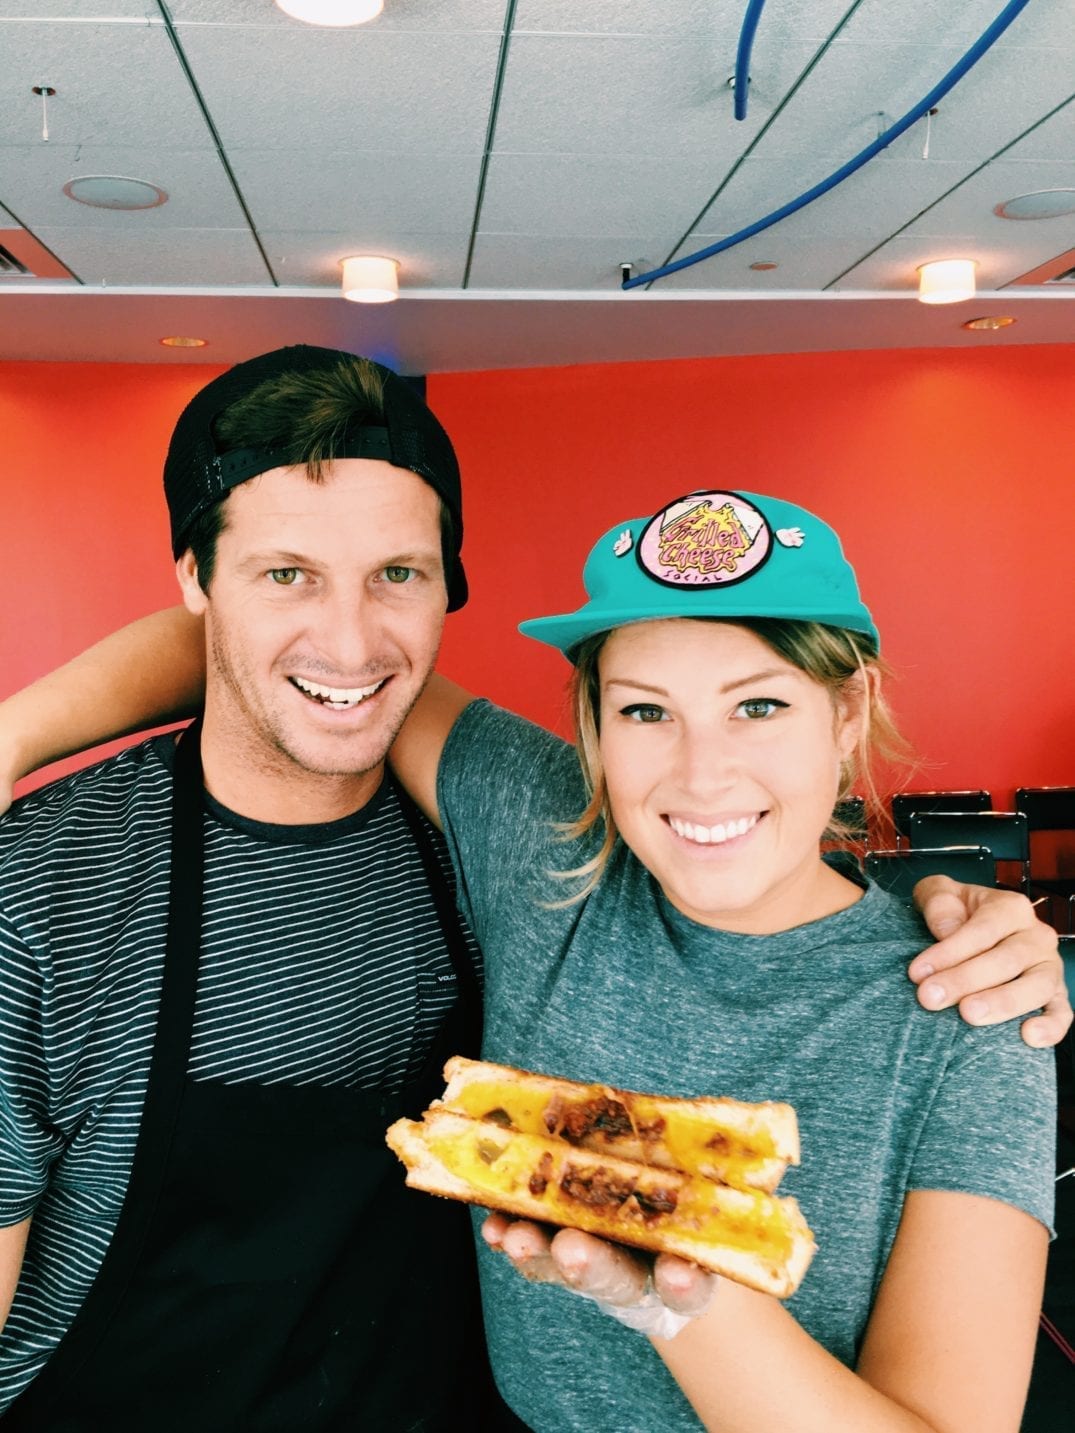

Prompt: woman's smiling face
[{"left": 597, "top": 619, "right": 864, "bottom": 935}]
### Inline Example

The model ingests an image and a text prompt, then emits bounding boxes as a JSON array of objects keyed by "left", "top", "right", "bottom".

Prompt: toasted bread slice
[
  {"left": 386, "top": 1110, "right": 815, "bottom": 1299},
  {"left": 436, "top": 1056, "right": 799, "bottom": 1194}
]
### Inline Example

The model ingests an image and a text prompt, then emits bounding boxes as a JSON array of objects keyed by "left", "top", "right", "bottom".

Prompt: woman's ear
[{"left": 834, "top": 666, "right": 878, "bottom": 761}]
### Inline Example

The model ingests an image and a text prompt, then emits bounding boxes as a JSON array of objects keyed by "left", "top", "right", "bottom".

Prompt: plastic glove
[{"left": 482, "top": 1215, "right": 716, "bottom": 1340}]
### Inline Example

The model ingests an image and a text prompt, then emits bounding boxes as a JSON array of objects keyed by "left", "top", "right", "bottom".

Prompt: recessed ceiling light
[
  {"left": 994, "top": 189, "right": 1075, "bottom": 221},
  {"left": 917, "top": 258, "right": 976, "bottom": 305},
  {"left": 275, "top": 0, "right": 383, "bottom": 24},
  {"left": 341, "top": 255, "right": 399, "bottom": 303},
  {"left": 749, "top": 261, "right": 778, "bottom": 271},
  {"left": 63, "top": 175, "right": 167, "bottom": 210},
  {"left": 160, "top": 336, "right": 208, "bottom": 348},
  {"left": 962, "top": 316, "right": 1016, "bottom": 331}
]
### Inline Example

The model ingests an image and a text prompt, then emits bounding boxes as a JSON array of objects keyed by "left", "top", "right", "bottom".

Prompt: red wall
[{"left": 3, "top": 346, "right": 1073, "bottom": 809}]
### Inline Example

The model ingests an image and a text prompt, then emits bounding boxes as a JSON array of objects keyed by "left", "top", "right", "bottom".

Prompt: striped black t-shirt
[{"left": 0, "top": 734, "right": 479, "bottom": 1412}]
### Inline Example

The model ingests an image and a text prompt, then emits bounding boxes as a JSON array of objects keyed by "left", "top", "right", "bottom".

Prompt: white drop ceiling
[{"left": 0, "top": 0, "right": 1072, "bottom": 370}]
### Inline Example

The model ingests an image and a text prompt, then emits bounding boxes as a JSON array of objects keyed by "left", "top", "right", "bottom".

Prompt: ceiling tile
[
  {"left": 743, "top": 37, "right": 1075, "bottom": 166},
  {"left": 466, "top": 232, "right": 670, "bottom": 289},
  {"left": 0, "top": 3, "right": 152, "bottom": 17},
  {"left": 0, "top": 20, "right": 209, "bottom": 149},
  {"left": 900, "top": 158, "right": 1075, "bottom": 238},
  {"left": 0, "top": 145, "right": 247, "bottom": 230},
  {"left": 31, "top": 225, "right": 271, "bottom": 285},
  {"left": 230, "top": 150, "right": 481, "bottom": 234},
  {"left": 688, "top": 155, "right": 973, "bottom": 246},
  {"left": 494, "top": 33, "right": 823, "bottom": 157},
  {"left": 1000, "top": 94, "right": 1075, "bottom": 162},
  {"left": 837, "top": 0, "right": 1056, "bottom": 50},
  {"left": 175, "top": 25, "right": 501, "bottom": 153},
  {"left": 479, "top": 152, "right": 722, "bottom": 238},
  {"left": 647, "top": 234, "right": 885, "bottom": 292},
  {"left": 513, "top": 0, "right": 850, "bottom": 41}
]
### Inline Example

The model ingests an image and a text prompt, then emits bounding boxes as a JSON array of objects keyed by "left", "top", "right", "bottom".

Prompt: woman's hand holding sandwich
[{"left": 481, "top": 1212, "right": 717, "bottom": 1338}]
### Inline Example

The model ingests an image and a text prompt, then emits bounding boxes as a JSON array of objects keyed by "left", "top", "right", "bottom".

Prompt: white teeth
[
  {"left": 293, "top": 676, "right": 386, "bottom": 708},
  {"left": 669, "top": 814, "right": 759, "bottom": 846}
]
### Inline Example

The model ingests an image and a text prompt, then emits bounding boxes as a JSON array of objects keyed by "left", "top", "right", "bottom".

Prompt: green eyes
[
  {"left": 619, "top": 698, "right": 789, "bottom": 722},
  {"left": 737, "top": 699, "right": 787, "bottom": 720},
  {"left": 266, "top": 566, "right": 417, "bottom": 586},
  {"left": 623, "top": 704, "right": 667, "bottom": 723}
]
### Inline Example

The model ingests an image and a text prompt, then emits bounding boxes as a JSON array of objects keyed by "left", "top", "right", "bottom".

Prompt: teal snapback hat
[{"left": 519, "top": 489, "right": 879, "bottom": 660}]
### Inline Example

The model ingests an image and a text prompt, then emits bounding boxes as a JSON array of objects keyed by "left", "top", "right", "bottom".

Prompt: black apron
[{"left": 5, "top": 725, "right": 523, "bottom": 1431}]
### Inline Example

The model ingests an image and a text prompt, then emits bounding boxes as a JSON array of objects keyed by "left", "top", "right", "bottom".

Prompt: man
[
  {"left": 0, "top": 346, "right": 1067, "bottom": 1428},
  {"left": 0, "top": 346, "right": 516, "bottom": 1429}
]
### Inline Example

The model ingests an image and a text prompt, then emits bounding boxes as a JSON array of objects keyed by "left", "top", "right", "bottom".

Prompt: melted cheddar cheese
[
  {"left": 442, "top": 1077, "right": 778, "bottom": 1190},
  {"left": 425, "top": 1122, "right": 794, "bottom": 1260}
]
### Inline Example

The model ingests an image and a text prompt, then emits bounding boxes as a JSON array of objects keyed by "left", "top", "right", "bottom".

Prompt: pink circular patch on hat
[{"left": 637, "top": 491, "right": 772, "bottom": 588}]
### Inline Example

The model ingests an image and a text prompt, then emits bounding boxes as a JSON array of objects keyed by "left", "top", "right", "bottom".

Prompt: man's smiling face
[{"left": 177, "top": 457, "right": 447, "bottom": 820}]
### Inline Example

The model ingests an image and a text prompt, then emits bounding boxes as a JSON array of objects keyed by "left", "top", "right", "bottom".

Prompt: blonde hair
[{"left": 550, "top": 617, "right": 908, "bottom": 904}]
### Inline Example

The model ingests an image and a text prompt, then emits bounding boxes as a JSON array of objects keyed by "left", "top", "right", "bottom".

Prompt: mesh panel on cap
[{"left": 382, "top": 374, "right": 461, "bottom": 512}]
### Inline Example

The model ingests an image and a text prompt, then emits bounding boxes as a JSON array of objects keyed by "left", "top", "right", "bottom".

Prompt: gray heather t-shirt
[{"left": 438, "top": 701, "right": 1055, "bottom": 1433}]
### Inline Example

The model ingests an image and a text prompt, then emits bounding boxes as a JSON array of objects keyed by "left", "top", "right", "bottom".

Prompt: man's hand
[
  {"left": 481, "top": 1213, "right": 716, "bottom": 1338},
  {"left": 909, "top": 877, "right": 1071, "bottom": 1047}
]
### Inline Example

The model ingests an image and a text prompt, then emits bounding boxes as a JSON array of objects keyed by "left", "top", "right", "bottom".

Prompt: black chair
[
  {"left": 1057, "top": 935, "right": 1075, "bottom": 1129},
  {"left": 1016, "top": 787, "right": 1075, "bottom": 930},
  {"left": 891, "top": 789, "right": 991, "bottom": 845},
  {"left": 864, "top": 846, "right": 995, "bottom": 900},
  {"left": 1061, "top": 934, "right": 1074, "bottom": 1014},
  {"left": 1031, "top": 999, "right": 1075, "bottom": 1400},
  {"left": 905, "top": 811, "right": 1029, "bottom": 893}
]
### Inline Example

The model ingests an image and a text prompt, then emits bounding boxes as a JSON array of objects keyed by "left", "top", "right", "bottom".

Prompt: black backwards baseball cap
[{"left": 162, "top": 344, "right": 467, "bottom": 610}]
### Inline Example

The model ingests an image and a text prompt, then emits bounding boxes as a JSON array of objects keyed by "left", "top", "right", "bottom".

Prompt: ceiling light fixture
[
  {"left": 63, "top": 175, "right": 167, "bottom": 210},
  {"left": 160, "top": 336, "right": 209, "bottom": 348},
  {"left": 994, "top": 189, "right": 1075, "bottom": 221},
  {"left": 275, "top": 0, "right": 383, "bottom": 25},
  {"left": 962, "top": 315, "right": 1016, "bottom": 331},
  {"left": 917, "top": 258, "right": 976, "bottom": 305},
  {"left": 749, "top": 261, "right": 778, "bottom": 271},
  {"left": 341, "top": 255, "right": 399, "bottom": 304}
]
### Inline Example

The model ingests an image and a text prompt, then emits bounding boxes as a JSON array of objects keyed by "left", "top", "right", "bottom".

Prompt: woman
[
  {"left": 383, "top": 488, "right": 1054, "bottom": 1432},
  {"left": 0, "top": 488, "right": 1058, "bottom": 1431}
]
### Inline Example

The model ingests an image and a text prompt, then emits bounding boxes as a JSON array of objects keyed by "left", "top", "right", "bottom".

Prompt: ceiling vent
[
  {"left": 0, "top": 229, "right": 75, "bottom": 280},
  {"left": 1006, "top": 247, "right": 1075, "bottom": 287},
  {"left": 0, "top": 243, "right": 30, "bottom": 276}
]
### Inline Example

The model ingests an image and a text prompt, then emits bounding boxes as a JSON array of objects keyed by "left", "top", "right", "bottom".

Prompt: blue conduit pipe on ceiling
[
  {"left": 623, "top": 0, "right": 1032, "bottom": 290},
  {"left": 733, "top": 0, "right": 768, "bottom": 122}
]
